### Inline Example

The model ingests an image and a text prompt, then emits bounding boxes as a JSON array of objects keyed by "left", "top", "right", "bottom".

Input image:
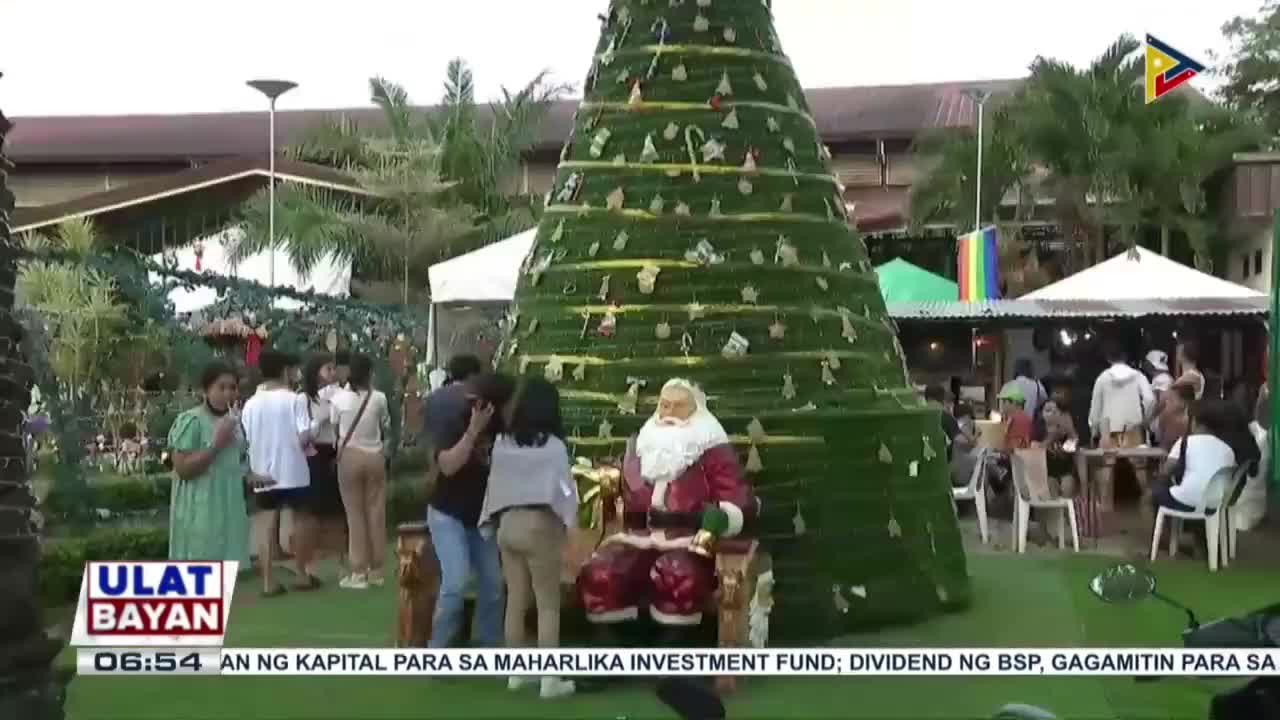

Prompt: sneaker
[
  {"left": 540, "top": 677, "right": 576, "bottom": 699},
  {"left": 339, "top": 574, "right": 369, "bottom": 590},
  {"left": 507, "top": 676, "right": 537, "bottom": 691}
]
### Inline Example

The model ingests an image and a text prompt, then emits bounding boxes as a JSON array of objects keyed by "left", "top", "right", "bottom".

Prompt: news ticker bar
[{"left": 78, "top": 648, "right": 1280, "bottom": 677}]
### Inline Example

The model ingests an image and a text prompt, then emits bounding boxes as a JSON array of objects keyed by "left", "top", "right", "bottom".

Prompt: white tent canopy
[
  {"left": 427, "top": 228, "right": 537, "bottom": 304},
  {"left": 147, "top": 229, "right": 352, "bottom": 314},
  {"left": 1021, "top": 246, "right": 1264, "bottom": 301}
]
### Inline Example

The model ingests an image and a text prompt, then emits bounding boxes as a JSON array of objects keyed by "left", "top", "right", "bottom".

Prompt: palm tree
[{"left": 0, "top": 95, "right": 69, "bottom": 720}]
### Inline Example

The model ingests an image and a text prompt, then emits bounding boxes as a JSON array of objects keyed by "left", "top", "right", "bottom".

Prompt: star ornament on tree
[{"left": 701, "top": 137, "right": 727, "bottom": 163}]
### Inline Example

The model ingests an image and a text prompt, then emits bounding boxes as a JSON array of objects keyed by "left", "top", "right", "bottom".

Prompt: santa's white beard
[{"left": 635, "top": 411, "right": 729, "bottom": 482}]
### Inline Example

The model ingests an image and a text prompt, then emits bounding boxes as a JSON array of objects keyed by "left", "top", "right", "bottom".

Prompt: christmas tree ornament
[
  {"left": 598, "top": 307, "right": 618, "bottom": 337},
  {"left": 693, "top": 14, "right": 710, "bottom": 31},
  {"left": 618, "top": 377, "right": 647, "bottom": 414},
  {"left": 822, "top": 251, "right": 832, "bottom": 268},
  {"left": 685, "top": 239, "right": 724, "bottom": 265},
  {"left": 722, "top": 108, "right": 740, "bottom": 129},
  {"left": 700, "top": 137, "right": 727, "bottom": 162},
  {"left": 775, "top": 236, "right": 799, "bottom": 266},
  {"left": 745, "top": 445, "right": 764, "bottom": 472},
  {"left": 549, "top": 219, "right": 565, "bottom": 243},
  {"left": 738, "top": 177, "right": 754, "bottom": 195},
  {"left": 832, "top": 586, "right": 850, "bottom": 615},
  {"left": 639, "top": 133, "right": 659, "bottom": 163},
  {"left": 709, "top": 196, "right": 723, "bottom": 217},
  {"left": 780, "top": 193, "right": 793, "bottom": 212},
  {"left": 927, "top": 521, "right": 937, "bottom": 556},
  {"left": 827, "top": 351, "right": 842, "bottom": 370},
  {"left": 753, "top": 71, "right": 768, "bottom": 91},
  {"left": 527, "top": 250, "right": 554, "bottom": 286},
  {"left": 878, "top": 442, "right": 893, "bottom": 464},
  {"left": 613, "top": 230, "right": 629, "bottom": 251},
  {"left": 786, "top": 157, "right": 800, "bottom": 185},
  {"left": 766, "top": 116, "right": 782, "bottom": 132},
  {"left": 740, "top": 285, "right": 760, "bottom": 304},
  {"left": 686, "top": 302, "right": 706, "bottom": 320},
  {"left": 655, "top": 321, "right": 672, "bottom": 339},
  {"left": 684, "top": 125, "right": 707, "bottom": 181},
  {"left": 652, "top": 15, "right": 671, "bottom": 40},
  {"left": 887, "top": 514, "right": 902, "bottom": 538},
  {"left": 598, "top": 418, "right": 614, "bottom": 438},
  {"left": 821, "top": 360, "right": 836, "bottom": 386},
  {"left": 588, "top": 240, "right": 601, "bottom": 257},
  {"left": 768, "top": 319, "right": 786, "bottom": 339},
  {"left": 607, "top": 187, "right": 626, "bottom": 211},
  {"left": 680, "top": 331, "right": 694, "bottom": 355},
  {"left": 628, "top": 80, "right": 643, "bottom": 105},
  {"left": 786, "top": 93, "right": 800, "bottom": 111},
  {"left": 579, "top": 311, "right": 591, "bottom": 339},
  {"left": 723, "top": 26, "right": 737, "bottom": 43},
  {"left": 716, "top": 71, "right": 734, "bottom": 96},
  {"left": 793, "top": 506, "right": 807, "bottom": 535},
  {"left": 615, "top": 67, "right": 631, "bottom": 85},
  {"left": 747, "top": 418, "right": 767, "bottom": 443},
  {"left": 675, "top": 201, "right": 692, "bottom": 216},
  {"left": 816, "top": 276, "right": 829, "bottom": 291},
  {"left": 850, "top": 585, "right": 868, "bottom": 600},
  {"left": 601, "top": 36, "right": 618, "bottom": 66},
  {"left": 663, "top": 121, "right": 681, "bottom": 140},
  {"left": 909, "top": 460, "right": 919, "bottom": 477},
  {"left": 721, "top": 331, "right": 750, "bottom": 358},
  {"left": 710, "top": 94, "right": 723, "bottom": 111},
  {"left": 525, "top": 318, "right": 540, "bottom": 337},
  {"left": 612, "top": 153, "right": 627, "bottom": 165},
  {"left": 544, "top": 356, "right": 565, "bottom": 383},
  {"left": 781, "top": 372, "right": 797, "bottom": 400},
  {"left": 649, "top": 194, "right": 666, "bottom": 213},
  {"left": 697, "top": 0, "right": 711, "bottom": 6},
  {"left": 555, "top": 172, "right": 583, "bottom": 203},
  {"left": 782, "top": 136, "right": 796, "bottom": 154},
  {"left": 598, "top": 274, "right": 611, "bottom": 300},
  {"left": 922, "top": 435, "right": 936, "bottom": 461},
  {"left": 839, "top": 261, "right": 853, "bottom": 271},
  {"left": 742, "top": 150, "right": 759, "bottom": 173},
  {"left": 750, "top": 247, "right": 766, "bottom": 265},
  {"left": 672, "top": 63, "right": 688, "bottom": 82},
  {"left": 636, "top": 264, "right": 661, "bottom": 294},
  {"left": 573, "top": 363, "right": 587, "bottom": 381}
]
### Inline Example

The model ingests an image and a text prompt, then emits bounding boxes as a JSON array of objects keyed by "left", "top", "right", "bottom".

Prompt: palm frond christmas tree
[{"left": 502, "top": 0, "right": 969, "bottom": 639}]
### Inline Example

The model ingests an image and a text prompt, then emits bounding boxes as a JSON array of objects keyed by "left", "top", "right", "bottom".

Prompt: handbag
[{"left": 336, "top": 390, "right": 373, "bottom": 467}]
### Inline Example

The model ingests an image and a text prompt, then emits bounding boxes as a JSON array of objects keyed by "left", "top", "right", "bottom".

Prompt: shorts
[{"left": 254, "top": 487, "right": 310, "bottom": 512}]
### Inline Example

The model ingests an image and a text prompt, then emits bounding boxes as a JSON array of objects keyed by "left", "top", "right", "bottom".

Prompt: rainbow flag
[{"left": 957, "top": 226, "right": 999, "bottom": 301}]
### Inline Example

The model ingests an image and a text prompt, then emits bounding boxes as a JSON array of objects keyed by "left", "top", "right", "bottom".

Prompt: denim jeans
[{"left": 426, "top": 505, "right": 504, "bottom": 648}]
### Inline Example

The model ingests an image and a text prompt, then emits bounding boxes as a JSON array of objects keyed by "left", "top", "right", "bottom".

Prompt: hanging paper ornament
[
  {"left": 544, "top": 356, "right": 565, "bottom": 383},
  {"left": 636, "top": 265, "right": 661, "bottom": 294},
  {"left": 598, "top": 418, "right": 614, "bottom": 438},
  {"left": 768, "top": 319, "right": 786, "bottom": 340},
  {"left": 781, "top": 372, "right": 797, "bottom": 400},
  {"left": 639, "top": 133, "right": 659, "bottom": 163},
  {"left": 655, "top": 321, "right": 672, "bottom": 339},
  {"left": 716, "top": 71, "right": 734, "bottom": 96},
  {"left": 549, "top": 219, "right": 566, "bottom": 243},
  {"left": 687, "top": 302, "right": 706, "bottom": 321},
  {"left": 587, "top": 240, "right": 601, "bottom": 257},
  {"left": 663, "top": 122, "right": 681, "bottom": 141},
  {"left": 649, "top": 194, "right": 666, "bottom": 213},
  {"left": 821, "top": 361, "right": 836, "bottom": 386},
  {"left": 922, "top": 434, "right": 937, "bottom": 461},
  {"left": 672, "top": 63, "right": 688, "bottom": 82},
  {"left": 909, "top": 460, "right": 919, "bottom": 477},
  {"left": 745, "top": 445, "right": 764, "bottom": 472},
  {"left": 618, "top": 377, "right": 646, "bottom": 414},
  {"left": 722, "top": 331, "right": 750, "bottom": 358},
  {"left": 601, "top": 36, "right": 618, "bottom": 66},
  {"left": 615, "top": 67, "right": 631, "bottom": 85},
  {"left": 680, "top": 331, "right": 694, "bottom": 354},
  {"left": 598, "top": 274, "right": 611, "bottom": 300},
  {"left": 887, "top": 515, "right": 903, "bottom": 538},
  {"left": 738, "top": 178, "right": 753, "bottom": 195},
  {"left": 709, "top": 196, "right": 723, "bottom": 217},
  {"left": 612, "top": 153, "right": 627, "bottom": 165},
  {"left": 573, "top": 363, "right": 587, "bottom": 382},
  {"left": 613, "top": 230, "right": 629, "bottom": 251},
  {"left": 827, "top": 352, "right": 842, "bottom": 371},
  {"left": 793, "top": 505, "right": 807, "bottom": 536},
  {"left": 740, "top": 285, "right": 760, "bottom": 304},
  {"left": 753, "top": 71, "right": 768, "bottom": 91},
  {"left": 780, "top": 193, "right": 793, "bottom": 212},
  {"left": 742, "top": 151, "right": 758, "bottom": 174},
  {"left": 589, "top": 129, "right": 612, "bottom": 159},
  {"left": 700, "top": 137, "right": 727, "bottom": 162},
  {"left": 782, "top": 136, "right": 796, "bottom": 155},
  {"left": 750, "top": 247, "right": 766, "bottom": 265},
  {"left": 747, "top": 418, "right": 767, "bottom": 443},
  {"left": 628, "top": 80, "right": 643, "bottom": 105},
  {"left": 607, "top": 187, "right": 626, "bottom": 211},
  {"left": 822, "top": 251, "right": 832, "bottom": 268},
  {"left": 766, "top": 116, "right": 781, "bottom": 133},
  {"left": 816, "top": 276, "right": 829, "bottom": 291},
  {"left": 832, "top": 585, "right": 850, "bottom": 615},
  {"left": 675, "top": 201, "right": 692, "bottom": 216},
  {"left": 775, "top": 236, "right": 799, "bottom": 266},
  {"left": 555, "top": 172, "right": 583, "bottom": 203},
  {"left": 723, "top": 26, "right": 737, "bottom": 42},
  {"left": 839, "top": 261, "right": 853, "bottom": 271},
  {"left": 722, "top": 109, "right": 740, "bottom": 130},
  {"left": 685, "top": 239, "right": 724, "bottom": 265},
  {"left": 598, "top": 307, "right": 618, "bottom": 337},
  {"left": 693, "top": 14, "right": 710, "bottom": 31},
  {"left": 527, "top": 250, "right": 554, "bottom": 285},
  {"left": 878, "top": 443, "right": 893, "bottom": 464}
]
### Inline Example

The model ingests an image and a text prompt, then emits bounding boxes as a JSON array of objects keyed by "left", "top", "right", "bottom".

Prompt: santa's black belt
[{"left": 625, "top": 510, "right": 700, "bottom": 530}]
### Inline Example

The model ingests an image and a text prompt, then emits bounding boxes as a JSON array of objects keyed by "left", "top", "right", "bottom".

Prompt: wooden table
[{"left": 1072, "top": 447, "right": 1167, "bottom": 542}]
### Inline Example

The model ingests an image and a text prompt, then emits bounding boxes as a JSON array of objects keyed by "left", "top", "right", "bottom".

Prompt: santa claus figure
[{"left": 578, "top": 378, "right": 754, "bottom": 626}]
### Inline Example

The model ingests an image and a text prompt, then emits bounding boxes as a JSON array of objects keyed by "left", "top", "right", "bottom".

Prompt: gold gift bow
[{"left": 572, "top": 457, "right": 623, "bottom": 534}]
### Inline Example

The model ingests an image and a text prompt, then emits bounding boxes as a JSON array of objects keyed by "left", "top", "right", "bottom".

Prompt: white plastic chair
[
  {"left": 1010, "top": 449, "right": 1080, "bottom": 554},
  {"left": 952, "top": 448, "right": 990, "bottom": 544},
  {"left": 1150, "top": 465, "right": 1239, "bottom": 572},
  {"left": 1217, "top": 465, "right": 1251, "bottom": 567}
]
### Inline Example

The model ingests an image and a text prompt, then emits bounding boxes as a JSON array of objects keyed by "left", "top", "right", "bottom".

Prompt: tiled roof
[
  {"left": 888, "top": 297, "right": 1269, "bottom": 322},
  {"left": 6, "top": 79, "right": 1023, "bottom": 164}
]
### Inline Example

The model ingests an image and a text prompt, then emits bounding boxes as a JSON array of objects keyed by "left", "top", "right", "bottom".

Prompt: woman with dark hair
[
  {"left": 478, "top": 377, "right": 577, "bottom": 699},
  {"left": 1176, "top": 340, "right": 1205, "bottom": 400},
  {"left": 300, "top": 353, "right": 347, "bottom": 572},
  {"left": 168, "top": 361, "right": 265, "bottom": 563},
  {"left": 330, "top": 353, "right": 391, "bottom": 589}
]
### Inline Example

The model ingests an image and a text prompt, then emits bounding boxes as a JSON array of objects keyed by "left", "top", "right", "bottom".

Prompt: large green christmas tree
[{"left": 501, "top": 0, "right": 970, "bottom": 640}]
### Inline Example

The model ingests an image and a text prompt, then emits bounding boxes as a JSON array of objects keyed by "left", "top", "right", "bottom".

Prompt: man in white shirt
[{"left": 241, "top": 349, "right": 318, "bottom": 595}]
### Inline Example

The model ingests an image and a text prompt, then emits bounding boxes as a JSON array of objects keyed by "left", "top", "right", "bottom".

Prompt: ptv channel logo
[{"left": 70, "top": 561, "right": 239, "bottom": 648}]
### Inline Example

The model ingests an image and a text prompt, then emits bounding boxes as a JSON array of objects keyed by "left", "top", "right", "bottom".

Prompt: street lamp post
[
  {"left": 963, "top": 88, "right": 992, "bottom": 232},
  {"left": 246, "top": 80, "right": 298, "bottom": 288}
]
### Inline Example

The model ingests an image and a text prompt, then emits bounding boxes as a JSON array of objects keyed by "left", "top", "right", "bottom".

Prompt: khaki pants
[
  {"left": 497, "top": 507, "right": 566, "bottom": 649},
  {"left": 338, "top": 448, "right": 387, "bottom": 576}
]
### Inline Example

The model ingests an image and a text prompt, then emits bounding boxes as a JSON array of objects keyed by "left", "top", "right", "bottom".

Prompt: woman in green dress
[{"left": 168, "top": 360, "right": 254, "bottom": 564}]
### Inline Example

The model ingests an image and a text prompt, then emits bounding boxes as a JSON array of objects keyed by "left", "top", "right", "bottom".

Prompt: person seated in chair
[{"left": 577, "top": 378, "right": 754, "bottom": 632}]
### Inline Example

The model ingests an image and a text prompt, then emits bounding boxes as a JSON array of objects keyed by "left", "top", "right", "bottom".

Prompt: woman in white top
[
  {"left": 329, "top": 353, "right": 391, "bottom": 589},
  {"left": 300, "top": 354, "right": 347, "bottom": 572}
]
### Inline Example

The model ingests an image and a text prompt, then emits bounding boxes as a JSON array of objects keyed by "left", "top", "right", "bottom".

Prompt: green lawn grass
[{"left": 64, "top": 552, "right": 1274, "bottom": 720}]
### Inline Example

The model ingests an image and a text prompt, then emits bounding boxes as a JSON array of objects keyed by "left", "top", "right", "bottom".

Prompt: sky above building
[{"left": 0, "top": 0, "right": 1261, "bottom": 116}]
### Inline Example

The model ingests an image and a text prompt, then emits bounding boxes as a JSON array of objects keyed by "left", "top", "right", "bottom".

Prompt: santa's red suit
[{"left": 577, "top": 385, "right": 752, "bottom": 626}]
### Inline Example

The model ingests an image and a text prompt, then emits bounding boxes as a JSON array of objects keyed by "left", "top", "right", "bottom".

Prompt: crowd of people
[{"left": 930, "top": 338, "right": 1269, "bottom": 548}]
